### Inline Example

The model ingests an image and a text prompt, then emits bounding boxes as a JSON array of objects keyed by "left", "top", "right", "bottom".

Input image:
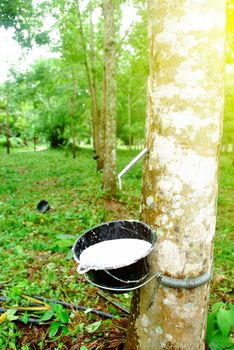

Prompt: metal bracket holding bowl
[{"left": 84, "top": 269, "right": 212, "bottom": 293}]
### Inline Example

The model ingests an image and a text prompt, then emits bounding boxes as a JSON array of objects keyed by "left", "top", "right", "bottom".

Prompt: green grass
[
  {"left": 211, "top": 153, "right": 234, "bottom": 305},
  {"left": 0, "top": 149, "right": 107, "bottom": 299},
  {"left": 0, "top": 147, "right": 139, "bottom": 349},
  {"left": 0, "top": 147, "right": 233, "bottom": 349}
]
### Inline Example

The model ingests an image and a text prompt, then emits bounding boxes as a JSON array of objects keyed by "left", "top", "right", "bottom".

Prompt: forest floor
[{"left": 0, "top": 147, "right": 233, "bottom": 350}]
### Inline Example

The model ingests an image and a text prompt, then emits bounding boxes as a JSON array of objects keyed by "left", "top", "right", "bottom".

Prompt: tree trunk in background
[
  {"left": 6, "top": 92, "right": 10, "bottom": 154},
  {"left": 70, "top": 73, "right": 78, "bottom": 159},
  {"left": 6, "top": 113, "right": 10, "bottom": 155},
  {"left": 102, "top": 0, "right": 117, "bottom": 193},
  {"left": 128, "top": 91, "right": 132, "bottom": 148},
  {"left": 124, "top": 1, "right": 226, "bottom": 349},
  {"left": 33, "top": 134, "right": 37, "bottom": 152},
  {"left": 89, "top": 9, "right": 105, "bottom": 171},
  {"left": 100, "top": 67, "right": 106, "bottom": 170},
  {"left": 76, "top": 1, "right": 104, "bottom": 170}
]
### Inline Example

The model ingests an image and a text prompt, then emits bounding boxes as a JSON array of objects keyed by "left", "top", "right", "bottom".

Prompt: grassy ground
[
  {"left": 0, "top": 147, "right": 233, "bottom": 349},
  {"left": 211, "top": 154, "right": 234, "bottom": 305}
]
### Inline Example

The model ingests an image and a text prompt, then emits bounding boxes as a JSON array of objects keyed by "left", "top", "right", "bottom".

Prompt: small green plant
[
  {"left": 40, "top": 303, "right": 70, "bottom": 338},
  {"left": 80, "top": 346, "right": 89, "bottom": 350},
  {"left": 206, "top": 302, "right": 234, "bottom": 350},
  {"left": 0, "top": 319, "right": 21, "bottom": 350}
]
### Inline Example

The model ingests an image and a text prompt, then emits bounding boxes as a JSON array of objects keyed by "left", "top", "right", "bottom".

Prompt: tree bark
[
  {"left": 75, "top": 1, "right": 104, "bottom": 170},
  {"left": 70, "top": 72, "right": 78, "bottom": 159},
  {"left": 100, "top": 66, "right": 106, "bottom": 171},
  {"left": 128, "top": 91, "right": 132, "bottom": 148},
  {"left": 89, "top": 8, "right": 105, "bottom": 171},
  {"left": 33, "top": 134, "right": 37, "bottom": 152},
  {"left": 5, "top": 119, "right": 10, "bottom": 155},
  {"left": 125, "top": 1, "right": 226, "bottom": 349},
  {"left": 102, "top": 0, "right": 117, "bottom": 193},
  {"left": 6, "top": 92, "right": 10, "bottom": 154}
]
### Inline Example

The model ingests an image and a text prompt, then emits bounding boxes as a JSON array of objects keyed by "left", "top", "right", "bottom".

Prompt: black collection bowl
[
  {"left": 36, "top": 200, "right": 50, "bottom": 213},
  {"left": 73, "top": 220, "right": 157, "bottom": 293}
]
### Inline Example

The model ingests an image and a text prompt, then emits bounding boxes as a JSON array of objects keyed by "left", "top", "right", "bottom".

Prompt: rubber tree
[
  {"left": 124, "top": 1, "right": 226, "bottom": 349},
  {"left": 75, "top": 1, "right": 105, "bottom": 171},
  {"left": 102, "top": 0, "right": 117, "bottom": 193}
]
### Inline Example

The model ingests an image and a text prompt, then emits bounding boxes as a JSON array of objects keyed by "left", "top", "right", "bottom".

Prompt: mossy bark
[{"left": 125, "top": 1, "right": 226, "bottom": 349}]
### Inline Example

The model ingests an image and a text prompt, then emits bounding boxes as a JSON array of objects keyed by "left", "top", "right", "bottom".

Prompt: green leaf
[
  {"left": 21, "top": 312, "right": 29, "bottom": 324},
  {"left": 74, "top": 323, "right": 84, "bottom": 334},
  {"left": 40, "top": 309, "right": 54, "bottom": 322},
  {"left": 211, "top": 302, "right": 225, "bottom": 314},
  {"left": 217, "top": 308, "right": 232, "bottom": 337},
  {"left": 108, "top": 305, "right": 119, "bottom": 316},
  {"left": 227, "top": 303, "right": 234, "bottom": 326},
  {"left": 49, "top": 321, "right": 61, "bottom": 338},
  {"left": 85, "top": 320, "right": 102, "bottom": 333},
  {"left": 9, "top": 342, "right": 17, "bottom": 350},
  {"left": 209, "top": 342, "right": 222, "bottom": 350},
  {"left": 58, "top": 310, "right": 69, "bottom": 323},
  {"left": 61, "top": 325, "right": 69, "bottom": 337},
  {"left": 80, "top": 346, "right": 88, "bottom": 350},
  {"left": 50, "top": 303, "right": 63, "bottom": 314},
  {"left": 49, "top": 303, "right": 69, "bottom": 323},
  {"left": 209, "top": 333, "right": 233, "bottom": 350},
  {"left": 206, "top": 313, "right": 216, "bottom": 344},
  {"left": 6, "top": 309, "right": 18, "bottom": 321}
]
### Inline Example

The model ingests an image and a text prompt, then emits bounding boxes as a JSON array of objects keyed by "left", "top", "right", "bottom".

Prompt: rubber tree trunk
[
  {"left": 102, "top": 0, "right": 117, "bottom": 194},
  {"left": 100, "top": 66, "right": 107, "bottom": 170},
  {"left": 124, "top": 1, "right": 226, "bottom": 350},
  {"left": 6, "top": 108, "right": 10, "bottom": 155},
  {"left": 89, "top": 9, "right": 105, "bottom": 171},
  {"left": 70, "top": 73, "right": 78, "bottom": 159},
  {"left": 76, "top": 1, "right": 104, "bottom": 171},
  {"left": 128, "top": 91, "right": 132, "bottom": 148}
]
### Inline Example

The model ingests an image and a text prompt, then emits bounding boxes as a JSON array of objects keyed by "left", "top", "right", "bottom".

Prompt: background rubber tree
[
  {"left": 102, "top": 0, "right": 117, "bottom": 193},
  {"left": 125, "top": 1, "right": 226, "bottom": 349}
]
